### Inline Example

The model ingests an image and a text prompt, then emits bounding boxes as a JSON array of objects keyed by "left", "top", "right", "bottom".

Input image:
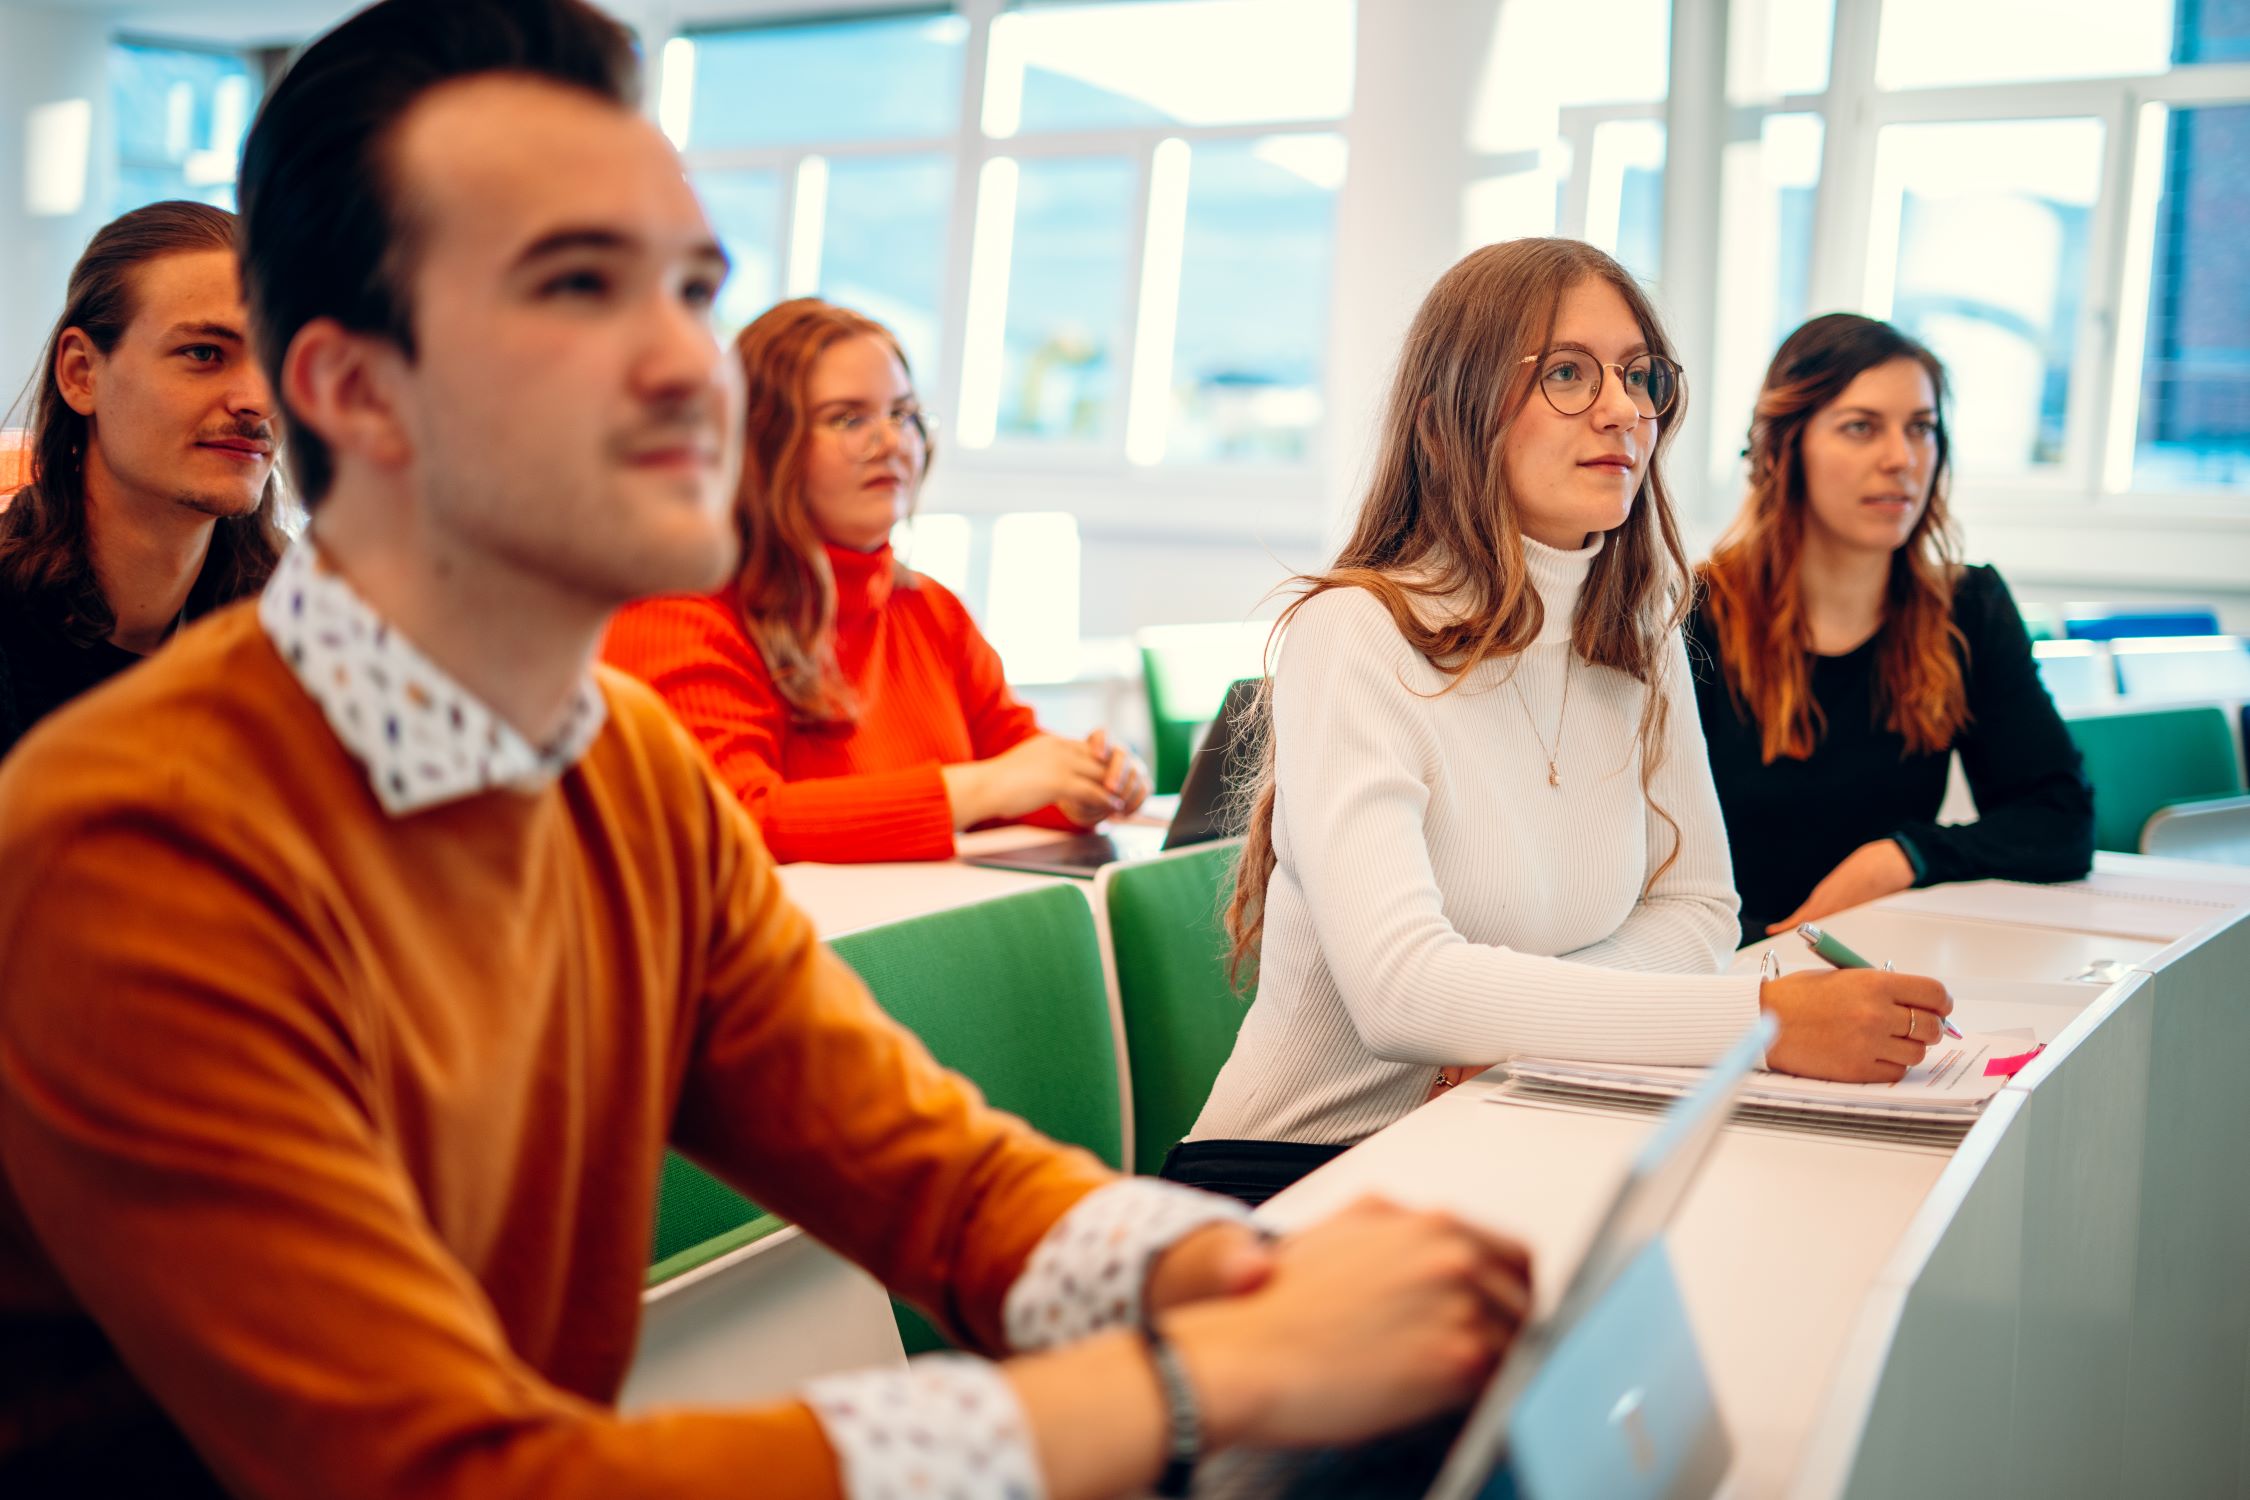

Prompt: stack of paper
[{"left": 1496, "top": 1032, "right": 2033, "bottom": 1147}]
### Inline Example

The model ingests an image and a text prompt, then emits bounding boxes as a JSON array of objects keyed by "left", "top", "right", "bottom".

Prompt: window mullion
[
  {"left": 1806, "top": 0, "right": 1881, "bottom": 314},
  {"left": 1108, "top": 142, "right": 1160, "bottom": 459},
  {"left": 935, "top": 0, "right": 1002, "bottom": 429},
  {"left": 2070, "top": 89, "right": 2143, "bottom": 502}
]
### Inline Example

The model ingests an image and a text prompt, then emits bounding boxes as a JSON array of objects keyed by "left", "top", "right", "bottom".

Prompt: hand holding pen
[{"left": 1798, "top": 923, "right": 1963, "bottom": 1039}]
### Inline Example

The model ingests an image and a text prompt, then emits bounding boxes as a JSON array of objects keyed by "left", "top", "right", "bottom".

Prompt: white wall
[{"left": 0, "top": 2, "right": 112, "bottom": 406}]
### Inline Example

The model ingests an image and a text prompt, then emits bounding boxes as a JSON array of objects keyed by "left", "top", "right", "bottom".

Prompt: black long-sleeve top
[
  {"left": 1685, "top": 564, "right": 2095, "bottom": 945},
  {"left": 0, "top": 592, "right": 146, "bottom": 762}
]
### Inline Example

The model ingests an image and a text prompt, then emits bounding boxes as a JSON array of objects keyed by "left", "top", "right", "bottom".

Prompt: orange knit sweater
[
  {"left": 0, "top": 603, "right": 1113, "bottom": 1499},
  {"left": 603, "top": 542, "right": 1083, "bottom": 864}
]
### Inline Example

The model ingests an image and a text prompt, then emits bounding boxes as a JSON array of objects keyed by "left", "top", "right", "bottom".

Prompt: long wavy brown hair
[
  {"left": 0, "top": 201, "right": 286, "bottom": 645},
  {"left": 728, "top": 298, "right": 931, "bottom": 726},
  {"left": 1696, "top": 313, "right": 1963, "bottom": 765},
  {"left": 1224, "top": 238, "right": 1696, "bottom": 984}
]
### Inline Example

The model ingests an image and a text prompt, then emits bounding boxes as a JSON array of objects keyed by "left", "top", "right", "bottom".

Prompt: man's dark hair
[
  {"left": 0, "top": 200, "right": 286, "bottom": 644},
  {"left": 239, "top": 0, "right": 640, "bottom": 502}
]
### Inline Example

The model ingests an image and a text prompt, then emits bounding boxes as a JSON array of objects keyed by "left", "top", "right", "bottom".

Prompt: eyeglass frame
[
  {"left": 818, "top": 404, "right": 938, "bottom": 462},
  {"left": 1516, "top": 349, "right": 1682, "bottom": 420}
]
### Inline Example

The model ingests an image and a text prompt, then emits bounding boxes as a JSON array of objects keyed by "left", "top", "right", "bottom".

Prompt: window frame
[
  {"left": 1786, "top": 0, "right": 2250, "bottom": 530},
  {"left": 109, "top": 34, "right": 264, "bottom": 213},
  {"left": 661, "top": 0, "right": 1352, "bottom": 518}
]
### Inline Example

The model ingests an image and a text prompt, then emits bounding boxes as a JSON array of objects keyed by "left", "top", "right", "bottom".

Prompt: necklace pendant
[{"left": 1547, "top": 762, "right": 1561, "bottom": 790}]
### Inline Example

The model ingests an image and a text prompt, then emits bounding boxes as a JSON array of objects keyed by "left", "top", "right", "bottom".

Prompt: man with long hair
[
  {"left": 0, "top": 200, "right": 285, "bottom": 758},
  {"left": 0, "top": 2, "right": 1531, "bottom": 1496}
]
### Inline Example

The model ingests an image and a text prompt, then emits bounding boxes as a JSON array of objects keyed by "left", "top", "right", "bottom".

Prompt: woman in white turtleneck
[{"left": 1164, "top": 241, "right": 1954, "bottom": 1206}]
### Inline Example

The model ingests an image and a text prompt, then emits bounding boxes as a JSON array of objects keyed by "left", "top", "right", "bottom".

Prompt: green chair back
[
  {"left": 1138, "top": 622, "right": 1270, "bottom": 795},
  {"left": 831, "top": 884, "right": 1124, "bottom": 1351},
  {"left": 648, "top": 1151, "right": 782, "bottom": 1287},
  {"left": 1099, "top": 842, "right": 1256, "bottom": 1175},
  {"left": 2066, "top": 706, "right": 2247, "bottom": 853}
]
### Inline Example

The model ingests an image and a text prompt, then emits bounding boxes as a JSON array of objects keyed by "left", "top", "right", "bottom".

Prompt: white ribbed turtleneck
[{"left": 1191, "top": 535, "right": 1759, "bottom": 1147}]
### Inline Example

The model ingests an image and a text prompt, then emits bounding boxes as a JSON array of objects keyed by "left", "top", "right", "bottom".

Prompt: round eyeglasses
[
  {"left": 821, "top": 406, "right": 936, "bottom": 461},
  {"left": 1518, "top": 351, "right": 1681, "bottom": 420}
]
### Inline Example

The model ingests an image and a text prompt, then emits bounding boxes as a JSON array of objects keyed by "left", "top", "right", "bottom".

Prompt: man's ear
[
  {"left": 54, "top": 328, "right": 100, "bottom": 418},
  {"left": 281, "top": 317, "right": 414, "bottom": 476}
]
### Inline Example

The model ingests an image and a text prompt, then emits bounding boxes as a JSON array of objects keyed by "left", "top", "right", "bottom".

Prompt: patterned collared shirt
[
  {"left": 258, "top": 540, "right": 606, "bottom": 816},
  {"left": 258, "top": 540, "right": 1260, "bottom": 1498}
]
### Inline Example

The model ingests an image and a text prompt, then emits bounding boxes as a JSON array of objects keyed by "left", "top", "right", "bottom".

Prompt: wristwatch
[{"left": 1142, "top": 1321, "right": 1204, "bottom": 1497}]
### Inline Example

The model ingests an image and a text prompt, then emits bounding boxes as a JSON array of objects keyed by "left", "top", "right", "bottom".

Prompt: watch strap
[{"left": 1142, "top": 1322, "right": 1203, "bottom": 1497}]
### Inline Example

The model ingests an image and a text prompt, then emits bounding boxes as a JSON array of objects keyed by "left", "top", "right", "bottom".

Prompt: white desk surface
[
  {"left": 776, "top": 828, "right": 1082, "bottom": 939},
  {"left": 765, "top": 843, "right": 2250, "bottom": 1494},
  {"left": 774, "top": 806, "right": 1182, "bottom": 940},
  {"left": 1255, "top": 1081, "right": 1959, "bottom": 1500},
  {"left": 1254, "top": 891, "right": 2186, "bottom": 1498}
]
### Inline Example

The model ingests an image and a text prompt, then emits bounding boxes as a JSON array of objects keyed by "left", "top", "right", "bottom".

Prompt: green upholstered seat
[
  {"left": 1137, "top": 622, "right": 1270, "bottom": 795},
  {"left": 1097, "top": 841, "right": 1255, "bottom": 1176},
  {"left": 830, "top": 883, "right": 1125, "bottom": 1352},
  {"left": 647, "top": 1151, "right": 781, "bottom": 1288},
  {"left": 2066, "top": 706, "right": 2247, "bottom": 853}
]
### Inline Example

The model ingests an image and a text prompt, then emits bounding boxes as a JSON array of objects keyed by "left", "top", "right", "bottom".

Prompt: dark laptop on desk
[
  {"left": 962, "top": 677, "right": 1259, "bottom": 879},
  {"left": 1194, "top": 1015, "right": 1775, "bottom": 1500}
]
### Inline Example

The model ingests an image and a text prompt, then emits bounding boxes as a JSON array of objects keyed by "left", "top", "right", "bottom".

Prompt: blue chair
[{"left": 2064, "top": 609, "right": 2221, "bottom": 642}]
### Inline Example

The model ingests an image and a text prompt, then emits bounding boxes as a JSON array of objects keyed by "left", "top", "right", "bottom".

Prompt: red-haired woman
[
  {"left": 1690, "top": 314, "right": 2093, "bottom": 945},
  {"left": 604, "top": 298, "right": 1147, "bottom": 863}
]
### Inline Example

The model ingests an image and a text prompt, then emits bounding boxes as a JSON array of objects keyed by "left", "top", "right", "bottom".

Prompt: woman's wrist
[{"left": 940, "top": 761, "right": 990, "bottom": 828}]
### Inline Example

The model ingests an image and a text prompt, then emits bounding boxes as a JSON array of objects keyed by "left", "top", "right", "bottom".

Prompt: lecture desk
[
  {"left": 631, "top": 850, "right": 2250, "bottom": 1500},
  {"left": 1257, "top": 853, "right": 2250, "bottom": 1499}
]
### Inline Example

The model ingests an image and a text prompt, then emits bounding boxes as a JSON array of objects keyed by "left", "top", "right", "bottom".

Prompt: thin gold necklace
[{"left": 1508, "top": 652, "right": 1573, "bottom": 790}]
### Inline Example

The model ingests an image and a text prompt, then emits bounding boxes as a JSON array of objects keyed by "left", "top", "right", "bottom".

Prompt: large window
[
  {"left": 1701, "top": 0, "right": 2250, "bottom": 512},
  {"left": 110, "top": 41, "right": 260, "bottom": 215},
  {"left": 2121, "top": 103, "right": 2250, "bottom": 493},
  {"left": 1464, "top": 0, "right": 1673, "bottom": 282},
  {"left": 670, "top": 0, "right": 1353, "bottom": 473}
]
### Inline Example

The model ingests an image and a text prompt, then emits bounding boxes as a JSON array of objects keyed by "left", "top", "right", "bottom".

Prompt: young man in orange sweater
[{"left": 0, "top": 3, "right": 1533, "bottom": 1497}]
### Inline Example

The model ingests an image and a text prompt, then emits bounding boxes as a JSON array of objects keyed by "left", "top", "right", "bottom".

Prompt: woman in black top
[{"left": 1689, "top": 314, "right": 2093, "bottom": 945}]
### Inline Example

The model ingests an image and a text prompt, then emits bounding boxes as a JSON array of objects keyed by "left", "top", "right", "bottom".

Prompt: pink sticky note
[{"left": 1985, "top": 1045, "right": 2046, "bottom": 1079}]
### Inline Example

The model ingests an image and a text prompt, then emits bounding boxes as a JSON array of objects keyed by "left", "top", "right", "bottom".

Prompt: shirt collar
[{"left": 258, "top": 539, "right": 607, "bottom": 816}]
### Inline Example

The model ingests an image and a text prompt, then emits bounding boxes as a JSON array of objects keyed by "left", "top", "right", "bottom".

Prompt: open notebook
[{"left": 1497, "top": 1031, "right": 2032, "bottom": 1147}]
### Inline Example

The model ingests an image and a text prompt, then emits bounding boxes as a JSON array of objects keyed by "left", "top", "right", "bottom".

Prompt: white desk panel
[{"left": 1254, "top": 1079, "right": 1954, "bottom": 1498}]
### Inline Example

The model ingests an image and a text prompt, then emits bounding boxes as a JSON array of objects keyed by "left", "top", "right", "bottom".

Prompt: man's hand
[
  {"left": 1765, "top": 839, "right": 1916, "bottom": 935},
  {"left": 1143, "top": 1221, "right": 1275, "bottom": 1318},
  {"left": 1161, "top": 1198, "right": 1534, "bottom": 1450}
]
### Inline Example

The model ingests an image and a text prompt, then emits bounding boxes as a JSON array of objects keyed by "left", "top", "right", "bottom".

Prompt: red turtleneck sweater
[{"left": 604, "top": 544, "right": 1082, "bottom": 864}]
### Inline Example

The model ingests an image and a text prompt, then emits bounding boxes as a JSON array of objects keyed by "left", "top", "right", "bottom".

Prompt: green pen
[{"left": 1796, "top": 922, "right": 1962, "bottom": 1039}]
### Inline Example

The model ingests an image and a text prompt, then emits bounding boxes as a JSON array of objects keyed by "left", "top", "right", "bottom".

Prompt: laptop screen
[
  {"left": 1163, "top": 676, "right": 1262, "bottom": 850},
  {"left": 1421, "top": 1016, "right": 1776, "bottom": 1500}
]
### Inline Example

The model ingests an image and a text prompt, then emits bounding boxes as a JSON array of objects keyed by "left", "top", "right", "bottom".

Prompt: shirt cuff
[
  {"left": 803, "top": 1354, "right": 1044, "bottom": 1500},
  {"left": 1892, "top": 831, "right": 1930, "bottom": 885},
  {"left": 1002, "top": 1177, "right": 1256, "bottom": 1353}
]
